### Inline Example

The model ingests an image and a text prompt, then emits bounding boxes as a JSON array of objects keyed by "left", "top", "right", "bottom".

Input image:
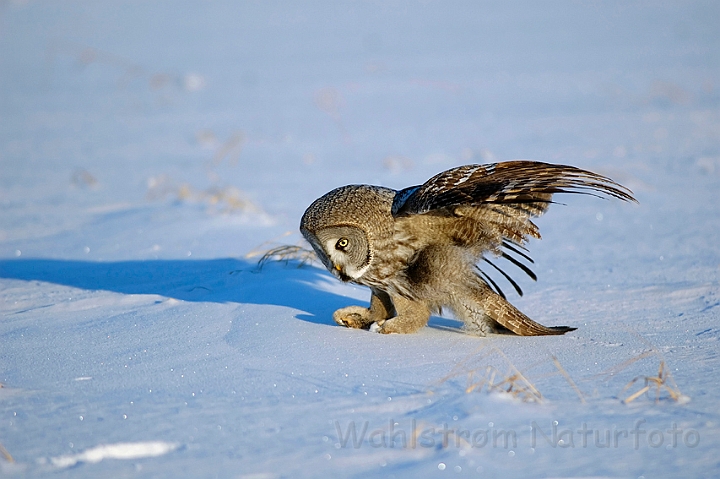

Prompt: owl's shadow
[
  {"left": 0, "top": 257, "right": 345, "bottom": 326},
  {"left": 0, "top": 257, "right": 471, "bottom": 334}
]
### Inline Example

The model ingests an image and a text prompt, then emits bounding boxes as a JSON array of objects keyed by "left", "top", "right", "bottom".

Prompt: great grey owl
[{"left": 300, "top": 161, "right": 635, "bottom": 336}]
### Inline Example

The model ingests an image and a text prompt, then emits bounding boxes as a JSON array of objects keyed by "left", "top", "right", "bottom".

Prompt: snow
[
  {"left": 1, "top": 1, "right": 719, "bottom": 477},
  {"left": 49, "top": 442, "right": 179, "bottom": 469}
]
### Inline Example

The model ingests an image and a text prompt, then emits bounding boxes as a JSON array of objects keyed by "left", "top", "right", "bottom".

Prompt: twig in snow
[
  {"left": 551, "top": 355, "right": 586, "bottom": 404},
  {"left": 437, "top": 345, "right": 543, "bottom": 403},
  {"left": 255, "top": 245, "right": 318, "bottom": 270},
  {"left": 620, "top": 360, "right": 689, "bottom": 404},
  {"left": 0, "top": 443, "right": 13, "bottom": 463}
]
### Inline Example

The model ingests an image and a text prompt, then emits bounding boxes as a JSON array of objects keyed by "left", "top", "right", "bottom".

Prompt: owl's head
[
  {"left": 300, "top": 185, "right": 395, "bottom": 282},
  {"left": 305, "top": 225, "right": 370, "bottom": 281}
]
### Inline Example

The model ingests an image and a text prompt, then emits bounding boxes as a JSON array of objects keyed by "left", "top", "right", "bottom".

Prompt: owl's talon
[
  {"left": 334, "top": 313, "right": 362, "bottom": 328},
  {"left": 333, "top": 306, "right": 373, "bottom": 329},
  {"left": 369, "top": 322, "right": 383, "bottom": 333}
]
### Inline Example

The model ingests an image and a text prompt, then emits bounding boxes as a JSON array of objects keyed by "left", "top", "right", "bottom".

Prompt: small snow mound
[{"left": 50, "top": 441, "right": 178, "bottom": 468}]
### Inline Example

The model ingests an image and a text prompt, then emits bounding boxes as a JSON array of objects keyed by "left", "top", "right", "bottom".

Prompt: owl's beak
[{"left": 332, "top": 263, "right": 352, "bottom": 282}]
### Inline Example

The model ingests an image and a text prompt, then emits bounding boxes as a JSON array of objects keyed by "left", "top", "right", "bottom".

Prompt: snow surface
[
  {"left": 1, "top": 1, "right": 719, "bottom": 477},
  {"left": 49, "top": 442, "right": 179, "bottom": 469}
]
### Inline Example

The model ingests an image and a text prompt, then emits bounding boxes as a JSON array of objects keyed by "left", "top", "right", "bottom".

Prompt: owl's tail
[{"left": 454, "top": 284, "right": 575, "bottom": 336}]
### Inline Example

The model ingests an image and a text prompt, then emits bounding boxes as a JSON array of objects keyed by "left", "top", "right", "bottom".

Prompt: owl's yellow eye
[{"left": 335, "top": 238, "right": 349, "bottom": 250}]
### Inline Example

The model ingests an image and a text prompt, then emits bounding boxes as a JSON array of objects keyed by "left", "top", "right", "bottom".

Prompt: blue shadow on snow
[{"left": 0, "top": 258, "right": 354, "bottom": 326}]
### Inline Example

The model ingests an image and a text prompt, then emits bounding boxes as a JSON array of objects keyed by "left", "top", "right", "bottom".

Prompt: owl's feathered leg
[
  {"left": 453, "top": 284, "right": 575, "bottom": 336},
  {"left": 370, "top": 294, "right": 431, "bottom": 334},
  {"left": 333, "top": 288, "right": 396, "bottom": 329}
]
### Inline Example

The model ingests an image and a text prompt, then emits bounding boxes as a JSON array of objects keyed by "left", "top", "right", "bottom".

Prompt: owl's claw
[
  {"left": 333, "top": 306, "right": 374, "bottom": 329},
  {"left": 369, "top": 321, "right": 385, "bottom": 333}
]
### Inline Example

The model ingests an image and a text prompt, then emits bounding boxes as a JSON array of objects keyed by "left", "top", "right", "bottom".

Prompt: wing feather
[
  {"left": 392, "top": 161, "right": 636, "bottom": 217},
  {"left": 392, "top": 161, "right": 636, "bottom": 296}
]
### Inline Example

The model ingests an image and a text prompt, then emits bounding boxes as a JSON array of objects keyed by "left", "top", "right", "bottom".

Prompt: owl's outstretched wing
[
  {"left": 392, "top": 161, "right": 636, "bottom": 298},
  {"left": 391, "top": 161, "right": 636, "bottom": 217}
]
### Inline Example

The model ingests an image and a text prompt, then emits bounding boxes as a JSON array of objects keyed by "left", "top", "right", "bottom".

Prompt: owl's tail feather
[
  {"left": 484, "top": 291, "right": 575, "bottom": 336},
  {"left": 457, "top": 285, "right": 575, "bottom": 336}
]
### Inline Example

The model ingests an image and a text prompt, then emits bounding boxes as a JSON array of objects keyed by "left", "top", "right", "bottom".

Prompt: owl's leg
[
  {"left": 333, "top": 288, "right": 396, "bottom": 330},
  {"left": 370, "top": 294, "right": 430, "bottom": 334},
  {"left": 455, "top": 285, "right": 576, "bottom": 336},
  {"left": 452, "top": 297, "right": 497, "bottom": 337}
]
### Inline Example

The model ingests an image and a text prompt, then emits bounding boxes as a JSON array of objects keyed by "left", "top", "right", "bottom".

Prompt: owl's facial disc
[{"left": 316, "top": 226, "right": 371, "bottom": 282}]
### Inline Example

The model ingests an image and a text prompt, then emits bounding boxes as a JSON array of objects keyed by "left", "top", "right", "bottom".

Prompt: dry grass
[
  {"left": 438, "top": 345, "right": 543, "bottom": 403},
  {"left": 254, "top": 245, "right": 318, "bottom": 270},
  {"left": 0, "top": 443, "right": 13, "bottom": 463},
  {"left": 47, "top": 40, "right": 204, "bottom": 94},
  {"left": 620, "top": 360, "right": 688, "bottom": 404},
  {"left": 593, "top": 339, "right": 689, "bottom": 405},
  {"left": 439, "top": 343, "right": 690, "bottom": 406},
  {"left": 50, "top": 43, "right": 261, "bottom": 217},
  {"left": 71, "top": 168, "right": 98, "bottom": 188},
  {"left": 245, "top": 232, "right": 319, "bottom": 270},
  {"left": 434, "top": 344, "right": 596, "bottom": 405},
  {"left": 550, "top": 355, "right": 586, "bottom": 404},
  {"left": 594, "top": 349, "right": 657, "bottom": 380},
  {"left": 146, "top": 175, "right": 263, "bottom": 215},
  {"left": 210, "top": 131, "right": 245, "bottom": 167},
  {"left": 464, "top": 365, "right": 543, "bottom": 403},
  {"left": 194, "top": 185, "right": 260, "bottom": 213},
  {"left": 143, "top": 126, "right": 264, "bottom": 215},
  {"left": 314, "top": 86, "right": 350, "bottom": 142}
]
